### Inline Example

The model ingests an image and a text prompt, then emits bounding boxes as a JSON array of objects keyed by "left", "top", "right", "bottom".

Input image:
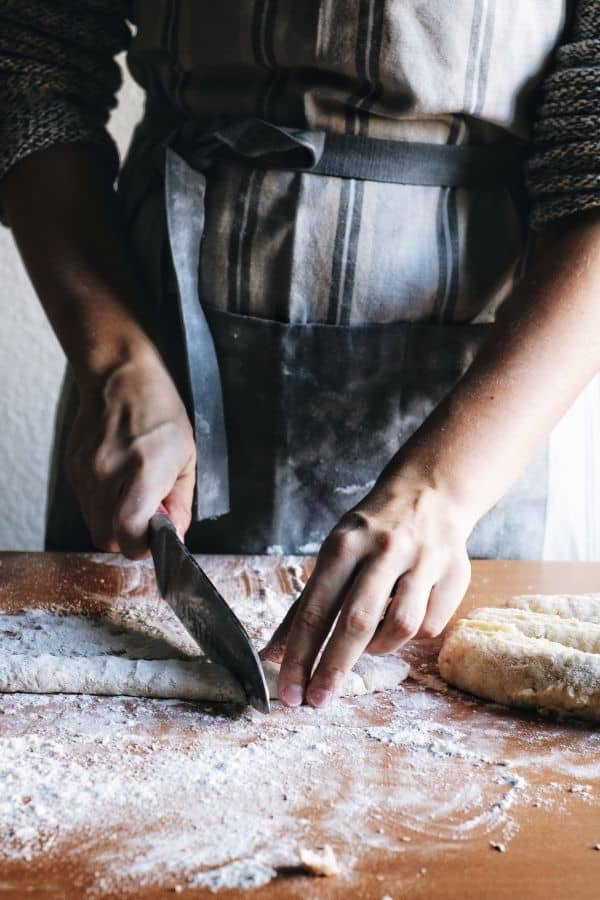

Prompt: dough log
[{"left": 438, "top": 595, "right": 600, "bottom": 722}]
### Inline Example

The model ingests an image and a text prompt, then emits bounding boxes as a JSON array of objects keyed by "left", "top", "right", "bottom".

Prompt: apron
[{"left": 46, "top": 0, "right": 576, "bottom": 559}]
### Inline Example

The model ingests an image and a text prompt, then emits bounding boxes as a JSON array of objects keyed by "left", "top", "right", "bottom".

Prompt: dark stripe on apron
[
  {"left": 252, "top": 0, "right": 281, "bottom": 120},
  {"left": 239, "top": 168, "right": 268, "bottom": 316},
  {"left": 443, "top": 0, "right": 496, "bottom": 321},
  {"left": 434, "top": 118, "right": 461, "bottom": 324},
  {"left": 331, "top": 0, "right": 385, "bottom": 323},
  {"left": 326, "top": 178, "right": 365, "bottom": 325},
  {"left": 327, "top": 178, "right": 353, "bottom": 324},
  {"left": 444, "top": 0, "right": 496, "bottom": 323},
  {"left": 229, "top": 0, "right": 279, "bottom": 315},
  {"left": 359, "top": 0, "right": 385, "bottom": 134},
  {"left": 345, "top": 0, "right": 386, "bottom": 136},
  {"left": 227, "top": 168, "right": 254, "bottom": 313},
  {"left": 339, "top": 180, "right": 365, "bottom": 325},
  {"left": 435, "top": 0, "right": 496, "bottom": 323},
  {"left": 344, "top": 0, "right": 370, "bottom": 135}
]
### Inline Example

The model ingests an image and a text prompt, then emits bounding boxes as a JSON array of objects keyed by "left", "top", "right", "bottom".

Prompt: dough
[
  {"left": 438, "top": 594, "right": 600, "bottom": 721},
  {"left": 0, "top": 606, "right": 408, "bottom": 702},
  {"left": 298, "top": 845, "right": 341, "bottom": 877}
]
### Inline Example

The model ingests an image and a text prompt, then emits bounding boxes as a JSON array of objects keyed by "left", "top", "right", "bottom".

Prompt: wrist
[
  {"left": 378, "top": 435, "right": 484, "bottom": 537},
  {"left": 74, "top": 329, "right": 164, "bottom": 396}
]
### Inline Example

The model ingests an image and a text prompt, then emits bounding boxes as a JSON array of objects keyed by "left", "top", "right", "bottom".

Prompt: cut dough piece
[
  {"left": 438, "top": 594, "right": 600, "bottom": 722},
  {"left": 261, "top": 655, "right": 409, "bottom": 699},
  {"left": 0, "top": 608, "right": 408, "bottom": 702},
  {"left": 298, "top": 845, "right": 341, "bottom": 876}
]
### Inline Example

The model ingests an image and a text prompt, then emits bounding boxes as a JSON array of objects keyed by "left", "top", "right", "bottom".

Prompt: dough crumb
[
  {"left": 298, "top": 844, "right": 340, "bottom": 876},
  {"left": 489, "top": 841, "right": 506, "bottom": 853}
]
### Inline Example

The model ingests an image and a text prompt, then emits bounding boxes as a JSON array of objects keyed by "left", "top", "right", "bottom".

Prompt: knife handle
[{"left": 149, "top": 506, "right": 177, "bottom": 596}]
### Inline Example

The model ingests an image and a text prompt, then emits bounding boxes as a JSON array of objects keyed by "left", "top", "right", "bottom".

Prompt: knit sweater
[
  {"left": 526, "top": 0, "right": 600, "bottom": 228},
  {"left": 0, "top": 0, "right": 597, "bottom": 231}
]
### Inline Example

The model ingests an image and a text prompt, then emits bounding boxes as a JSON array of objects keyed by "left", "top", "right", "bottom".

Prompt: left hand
[{"left": 262, "top": 470, "right": 473, "bottom": 708}]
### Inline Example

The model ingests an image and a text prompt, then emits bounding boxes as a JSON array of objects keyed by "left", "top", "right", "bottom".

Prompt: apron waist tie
[{"left": 143, "top": 112, "right": 526, "bottom": 521}]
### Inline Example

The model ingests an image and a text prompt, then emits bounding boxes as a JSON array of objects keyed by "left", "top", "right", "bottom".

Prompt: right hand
[{"left": 65, "top": 350, "right": 196, "bottom": 558}]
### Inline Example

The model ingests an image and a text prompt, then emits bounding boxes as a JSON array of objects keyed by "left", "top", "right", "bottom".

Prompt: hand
[
  {"left": 65, "top": 350, "right": 196, "bottom": 558},
  {"left": 265, "top": 474, "right": 473, "bottom": 708}
]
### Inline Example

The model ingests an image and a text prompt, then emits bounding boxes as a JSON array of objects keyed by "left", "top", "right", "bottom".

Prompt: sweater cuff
[
  {"left": 526, "top": 2, "right": 600, "bottom": 230},
  {"left": 0, "top": 97, "right": 120, "bottom": 225}
]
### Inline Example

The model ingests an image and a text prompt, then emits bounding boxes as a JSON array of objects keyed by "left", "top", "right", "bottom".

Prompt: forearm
[
  {"left": 388, "top": 210, "right": 600, "bottom": 526},
  {"left": 1, "top": 143, "right": 158, "bottom": 386}
]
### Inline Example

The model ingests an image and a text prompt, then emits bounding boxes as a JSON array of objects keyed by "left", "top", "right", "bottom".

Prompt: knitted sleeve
[
  {"left": 527, "top": 0, "right": 600, "bottom": 230},
  {"left": 0, "top": 0, "right": 131, "bottom": 196}
]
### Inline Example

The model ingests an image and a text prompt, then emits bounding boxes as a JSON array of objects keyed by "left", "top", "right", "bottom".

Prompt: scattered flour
[
  {"left": 0, "top": 557, "right": 598, "bottom": 895},
  {"left": 187, "top": 859, "right": 277, "bottom": 891}
]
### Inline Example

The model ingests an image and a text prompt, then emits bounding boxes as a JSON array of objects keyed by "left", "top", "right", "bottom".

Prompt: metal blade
[{"left": 149, "top": 513, "right": 270, "bottom": 713}]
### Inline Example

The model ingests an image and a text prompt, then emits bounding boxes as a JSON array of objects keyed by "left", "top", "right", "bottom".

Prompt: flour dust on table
[
  {"left": 439, "top": 594, "right": 600, "bottom": 722},
  {"left": 0, "top": 578, "right": 408, "bottom": 701}
]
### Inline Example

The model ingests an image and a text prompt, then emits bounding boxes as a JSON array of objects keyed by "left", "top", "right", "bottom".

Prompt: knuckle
[
  {"left": 389, "top": 612, "right": 420, "bottom": 640},
  {"left": 372, "top": 530, "right": 396, "bottom": 555},
  {"left": 339, "top": 510, "right": 370, "bottom": 532},
  {"left": 344, "top": 606, "right": 375, "bottom": 637},
  {"left": 89, "top": 451, "right": 111, "bottom": 481},
  {"left": 312, "top": 664, "right": 347, "bottom": 692},
  {"left": 280, "top": 656, "right": 309, "bottom": 682},
  {"left": 128, "top": 444, "right": 147, "bottom": 472},
  {"left": 115, "top": 510, "right": 141, "bottom": 537},
  {"left": 296, "top": 604, "right": 328, "bottom": 635},
  {"left": 393, "top": 571, "right": 418, "bottom": 600},
  {"left": 323, "top": 529, "right": 355, "bottom": 560}
]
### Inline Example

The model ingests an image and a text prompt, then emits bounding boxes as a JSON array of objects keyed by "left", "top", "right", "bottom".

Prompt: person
[{"left": 1, "top": 1, "right": 599, "bottom": 709}]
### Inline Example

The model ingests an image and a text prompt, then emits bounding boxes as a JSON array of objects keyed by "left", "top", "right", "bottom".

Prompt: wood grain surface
[{"left": 0, "top": 553, "right": 599, "bottom": 900}]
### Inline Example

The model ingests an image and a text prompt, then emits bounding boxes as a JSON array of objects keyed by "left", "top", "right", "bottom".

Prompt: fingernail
[
  {"left": 281, "top": 683, "right": 304, "bottom": 707},
  {"left": 307, "top": 689, "right": 331, "bottom": 709}
]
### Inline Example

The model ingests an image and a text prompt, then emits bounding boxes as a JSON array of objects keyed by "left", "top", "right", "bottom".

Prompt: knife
[{"left": 148, "top": 510, "right": 270, "bottom": 713}]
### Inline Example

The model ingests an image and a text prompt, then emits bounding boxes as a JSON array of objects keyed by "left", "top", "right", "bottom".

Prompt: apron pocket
[{"left": 187, "top": 308, "right": 493, "bottom": 553}]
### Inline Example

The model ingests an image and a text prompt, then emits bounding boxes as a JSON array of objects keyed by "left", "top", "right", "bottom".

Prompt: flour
[
  {"left": 187, "top": 859, "right": 277, "bottom": 891},
  {"left": 333, "top": 480, "right": 375, "bottom": 495},
  {"left": 0, "top": 557, "right": 599, "bottom": 895}
]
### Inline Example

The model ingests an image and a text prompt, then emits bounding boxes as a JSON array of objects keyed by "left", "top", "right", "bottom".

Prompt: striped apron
[{"left": 48, "top": 0, "right": 596, "bottom": 560}]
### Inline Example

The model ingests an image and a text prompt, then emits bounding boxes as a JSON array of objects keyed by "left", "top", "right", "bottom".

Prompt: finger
[
  {"left": 305, "top": 554, "right": 403, "bottom": 708},
  {"left": 113, "top": 446, "right": 182, "bottom": 559},
  {"left": 366, "top": 560, "right": 438, "bottom": 655},
  {"left": 87, "top": 477, "right": 125, "bottom": 552},
  {"left": 260, "top": 598, "right": 301, "bottom": 663},
  {"left": 417, "top": 556, "right": 471, "bottom": 639},
  {"left": 277, "top": 530, "right": 363, "bottom": 707},
  {"left": 162, "top": 457, "right": 196, "bottom": 540}
]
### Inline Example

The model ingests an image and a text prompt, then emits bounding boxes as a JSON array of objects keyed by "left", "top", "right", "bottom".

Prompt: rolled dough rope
[
  {"left": 438, "top": 595, "right": 600, "bottom": 722},
  {"left": 509, "top": 593, "right": 600, "bottom": 624},
  {"left": 0, "top": 610, "right": 409, "bottom": 702}
]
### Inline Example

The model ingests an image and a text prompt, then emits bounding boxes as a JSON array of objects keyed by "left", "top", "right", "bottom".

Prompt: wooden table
[{"left": 0, "top": 554, "right": 598, "bottom": 899}]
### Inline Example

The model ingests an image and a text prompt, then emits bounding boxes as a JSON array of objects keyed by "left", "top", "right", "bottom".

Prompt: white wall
[{"left": 0, "top": 60, "right": 144, "bottom": 549}]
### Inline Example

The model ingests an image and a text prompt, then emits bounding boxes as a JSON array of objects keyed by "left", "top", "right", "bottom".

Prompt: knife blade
[{"left": 149, "top": 511, "right": 270, "bottom": 713}]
